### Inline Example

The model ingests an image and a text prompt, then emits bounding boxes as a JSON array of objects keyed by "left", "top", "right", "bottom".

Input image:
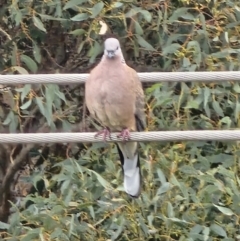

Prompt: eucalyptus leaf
[
  {"left": 0, "top": 221, "right": 10, "bottom": 229},
  {"left": 136, "top": 35, "right": 155, "bottom": 51},
  {"left": 113, "top": 2, "right": 123, "bottom": 8},
  {"left": 33, "top": 16, "right": 46, "bottom": 32},
  {"left": 71, "top": 13, "right": 89, "bottom": 21},
  {"left": 162, "top": 43, "right": 182, "bottom": 55},
  {"left": 12, "top": 66, "right": 29, "bottom": 74},
  {"left": 33, "top": 42, "right": 42, "bottom": 64},
  {"left": 20, "top": 55, "right": 38, "bottom": 73},
  {"left": 139, "top": 10, "right": 152, "bottom": 22},
  {"left": 134, "top": 21, "right": 143, "bottom": 35},
  {"left": 213, "top": 204, "right": 234, "bottom": 216},
  {"left": 210, "top": 224, "right": 227, "bottom": 237},
  {"left": 35, "top": 97, "right": 45, "bottom": 116},
  {"left": 21, "top": 84, "right": 32, "bottom": 102},
  {"left": 20, "top": 99, "right": 32, "bottom": 110},
  {"left": 69, "top": 29, "right": 86, "bottom": 36},
  {"left": 90, "top": 1, "right": 104, "bottom": 18}
]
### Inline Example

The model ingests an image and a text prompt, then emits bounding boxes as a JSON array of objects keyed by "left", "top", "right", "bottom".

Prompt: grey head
[{"left": 104, "top": 38, "right": 122, "bottom": 59}]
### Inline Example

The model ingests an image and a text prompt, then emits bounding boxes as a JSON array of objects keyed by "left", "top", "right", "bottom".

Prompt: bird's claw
[
  {"left": 94, "top": 128, "right": 111, "bottom": 141},
  {"left": 117, "top": 128, "right": 131, "bottom": 141}
]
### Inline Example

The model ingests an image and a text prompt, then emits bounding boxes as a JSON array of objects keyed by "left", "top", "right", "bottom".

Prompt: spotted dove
[{"left": 85, "top": 37, "right": 146, "bottom": 197}]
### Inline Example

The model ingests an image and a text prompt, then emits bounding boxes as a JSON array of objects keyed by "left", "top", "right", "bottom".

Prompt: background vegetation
[{"left": 1, "top": 0, "right": 240, "bottom": 240}]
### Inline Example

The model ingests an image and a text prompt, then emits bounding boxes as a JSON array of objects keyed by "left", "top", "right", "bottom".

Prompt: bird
[{"left": 85, "top": 37, "right": 146, "bottom": 198}]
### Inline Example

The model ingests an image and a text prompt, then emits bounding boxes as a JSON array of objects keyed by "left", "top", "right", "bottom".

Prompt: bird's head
[{"left": 104, "top": 38, "right": 122, "bottom": 59}]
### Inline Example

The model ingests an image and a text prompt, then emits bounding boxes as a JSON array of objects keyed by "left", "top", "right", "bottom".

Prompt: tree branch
[{"left": 0, "top": 143, "right": 34, "bottom": 222}]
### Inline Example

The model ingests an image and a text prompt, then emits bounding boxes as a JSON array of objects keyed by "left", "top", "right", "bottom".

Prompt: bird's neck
[{"left": 101, "top": 55, "right": 125, "bottom": 65}]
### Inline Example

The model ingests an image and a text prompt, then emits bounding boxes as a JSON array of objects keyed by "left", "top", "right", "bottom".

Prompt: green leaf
[
  {"left": 14, "top": 10, "right": 22, "bottom": 26},
  {"left": 0, "top": 221, "right": 10, "bottom": 229},
  {"left": 183, "top": 57, "right": 191, "bottom": 67},
  {"left": 157, "top": 182, "right": 171, "bottom": 195},
  {"left": 213, "top": 205, "right": 234, "bottom": 216},
  {"left": 136, "top": 35, "right": 155, "bottom": 51},
  {"left": 35, "top": 97, "right": 45, "bottom": 116},
  {"left": 168, "top": 217, "right": 190, "bottom": 223},
  {"left": 20, "top": 99, "right": 32, "bottom": 110},
  {"left": 210, "top": 224, "right": 227, "bottom": 237},
  {"left": 69, "top": 29, "right": 86, "bottom": 36},
  {"left": 33, "top": 16, "right": 46, "bottom": 32},
  {"left": 187, "top": 41, "right": 202, "bottom": 66},
  {"left": 77, "top": 41, "right": 86, "bottom": 54},
  {"left": 11, "top": 45, "right": 18, "bottom": 66},
  {"left": 88, "top": 41, "right": 102, "bottom": 63},
  {"left": 12, "top": 66, "right": 29, "bottom": 74},
  {"left": 199, "top": 12, "right": 207, "bottom": 34},
  {"left": 50, "top": 228, "right": 64, "bottom": 239},
  {"left": 20, "top": 55, "right": 38, "bottom": 73},
  {"left": 233, "top": 83, "right": 240, "bottom": 93},
  {"left": 89, "top": 169, "right": 113, "bottom": 190},
  {"left": 137, "top": 213, "right": 148, "bottom": 236},
  {"left": 55, "top": 88, "right": 66, "bottom": 103},
  {"left": 185, "top": 100, "right": 199, "bottom": 109},
  {"left": 9, "top": 113, "right": 17, "bottom": 133},
  {"left": 32, "top": 175, "right": 43, "bottom": 191},
  {"left": 235, "top": 101, "right": 240, "bottom": 122},
  {"left": 139, "top": 10, "right": 152, "bottom": 22},
  {"left": 2, "top": 111, "right": 14, "bottom": 125},
  {"left": 125, "top": 8, "right": 141, "bottom": 18},
  {"left": 113, "top": 2, "right": 123, "bottom": 8},
  {"left": 33, "top": 42, "right": 41, "bottom": 64},
  {"left": 133, "top": 40, "right": 139, "bottom": 57},
  {"left": 181, "top": 13, "right": 195, "bottom": 20},
  {"left": 90, "top": 1, "right": 104, "bottom": 18},
  {"left": 20, "top": 84, "right": 32, "bottom": 102},
  {"left": 62, "top": 120, "right": 73, "bottom": 132},
  {"left": 202, "top": 226, "right": 210, "bottom": 239},
  {"left": 38, "top": 13, "right": 67, "bottom": 21},
  {"left": 169, "top": 7, "right": 192, "bottom": 21},
  {"left": 190, "top": 224, "right": 203, "bottom": 234},
  {"left": 167, "top": 202, "right": 174, "bottom": 218},
  {"left": 45, "top": 85, "right": 54, "bottom": 125},
  {"left": 203, "top": 87, "right": 210, "bottom": 107},
  {"left": 68, "top": 214, "right": 75, "bottom": 237},
  {"left": 21, "top": 228, "right": 41, "bottom": 241},
  {"left": 212, "top": 100, "right": 224, "bottom": 116},
  {"left": 179, "top": 165, "right": 199, "bottom": 175},
  {"left": 71, "top": 13, "right": 89, "bottom": 21},
  {"left": 157, "top": 168, "right": 166, "bottom": 184},
  {"left": 162, "top": 43, "right": 182, "bottom": 55},
  {"left": 220, "top": 116, "right": 231, "bottom": 128},
  {"left": 134, "top": 21, "right": 143, "bottom": 35},
  {"left": 204, "top": 103, "right": 211, "bottom": 118}
]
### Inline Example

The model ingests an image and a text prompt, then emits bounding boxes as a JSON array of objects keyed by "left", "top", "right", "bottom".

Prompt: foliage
[{"left": 0, "top": 0, "right": 240, "bottom": 240}]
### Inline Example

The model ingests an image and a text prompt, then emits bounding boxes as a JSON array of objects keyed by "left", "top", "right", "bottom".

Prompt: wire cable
[
  {"left": 0, "top": 130, "right": 239, "bottom": 143},
  {"left": 0, "top": 71, "right": 240, "bottom": 84}
]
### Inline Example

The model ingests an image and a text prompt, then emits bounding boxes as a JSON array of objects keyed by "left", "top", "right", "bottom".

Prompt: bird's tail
[{"left": 117, "top": 142, "right": 141, "bottom": 198}]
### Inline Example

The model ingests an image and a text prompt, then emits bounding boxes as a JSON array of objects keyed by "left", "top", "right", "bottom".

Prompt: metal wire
[
  {"left": 0, "top": 130, "right": 239, "bottom": 143},
  {"left": 0, "top": 71, "right": 240, "bottom": 84}
]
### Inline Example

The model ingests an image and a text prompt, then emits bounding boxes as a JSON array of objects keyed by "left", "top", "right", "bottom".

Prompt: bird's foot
[
  {"left": 94, "top": 128, "right": 111, "bottom": 141},
  {"left": 117, "top": 128, "right": 131, "bottom": 141}
]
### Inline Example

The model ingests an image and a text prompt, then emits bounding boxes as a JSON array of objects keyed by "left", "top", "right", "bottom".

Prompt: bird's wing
[{"left": 127, "top": 66, "right": 146, "bottom": 131}]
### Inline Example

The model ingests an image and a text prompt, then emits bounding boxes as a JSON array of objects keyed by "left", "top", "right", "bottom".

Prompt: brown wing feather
[{"left": 126, "top": 66, "right": 146, "bottom": 131}]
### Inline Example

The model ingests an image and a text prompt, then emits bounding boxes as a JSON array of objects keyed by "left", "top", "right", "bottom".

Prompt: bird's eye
[{"left": 116, "top": 46, "right": 119, "bottom": 50}]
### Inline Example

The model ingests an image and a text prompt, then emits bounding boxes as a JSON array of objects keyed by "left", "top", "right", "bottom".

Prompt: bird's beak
[{"left": 107, "top": 50, "right": 115, "bottom": 58}]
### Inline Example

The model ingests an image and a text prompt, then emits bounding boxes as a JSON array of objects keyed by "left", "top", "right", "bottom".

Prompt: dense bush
[{"left": 1, "top": 0, "right": 240, "bottom": 240}]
